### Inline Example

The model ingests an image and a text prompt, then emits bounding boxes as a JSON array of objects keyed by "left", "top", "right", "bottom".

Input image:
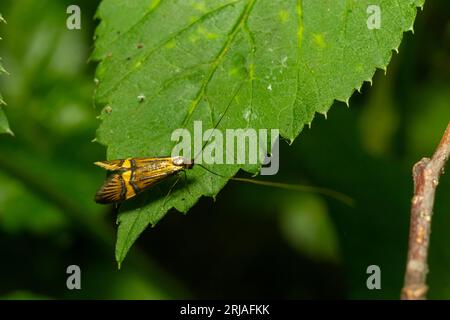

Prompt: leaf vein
[
  {"left": 181, "top": 0, "right": 257, "bottom": 128},
  {"left": 103, "top": 0, "right": 163, "bottom": 51},
  {"left": 99, "top": 0, "right": 243, "bottom": 100}
]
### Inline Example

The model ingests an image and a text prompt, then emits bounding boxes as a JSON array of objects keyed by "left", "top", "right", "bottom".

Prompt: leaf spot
[
  {"left": 313, "top": 33, "right": 326, "bottom": 48},
  {"left": 279, "top": 9, "right": 290, "bottom": 23},
  {"left": 137, "top": 94, "right": 146, "bottom": 103},
  {"left": 104, "top": 106, "right": 112, "bottom": 114}
]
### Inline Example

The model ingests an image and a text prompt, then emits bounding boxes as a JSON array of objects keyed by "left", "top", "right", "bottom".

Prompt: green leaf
[
  {"left": 0, "top": 106, "right": 12, "bottom": 135},
  {"left": 93, "top": 0, "right": 425, "bottom": 266},
  {"left": 0, "top": 13, "right": 12, "bottom": 135}
]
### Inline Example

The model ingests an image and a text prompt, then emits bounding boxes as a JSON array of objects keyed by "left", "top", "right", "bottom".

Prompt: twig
[{"left": 401, "top": 122, "right": 450, "bottom": 300}]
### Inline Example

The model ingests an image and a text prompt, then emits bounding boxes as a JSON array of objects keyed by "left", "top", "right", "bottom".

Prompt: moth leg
[
  {"left": 159, "top": 175, "right": 182, "bottom": 213},
  {"left": 182, "top": 170, "right": 192, "bottom": 199}
]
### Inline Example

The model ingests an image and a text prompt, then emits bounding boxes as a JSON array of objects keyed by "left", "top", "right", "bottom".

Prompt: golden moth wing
[
  {"left": 95, "top": 157, "right": 188, "bottom": 204},
  {"left": 132, "top": 167, "right": 180, "bottom": 190},
  {"left": 94, "top": 159, "right": 131, "bottom": 171},
  {"left": 95, "top": 173, "right": 127, "bottom": 204},
  {"left": 132, "top": 157, "right": 173, "bottom": 166},
  {"left": 95, "top": 157, "right": 176, "bottom": 171}
]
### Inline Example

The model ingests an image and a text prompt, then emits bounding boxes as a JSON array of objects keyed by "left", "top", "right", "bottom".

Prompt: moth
[{"left": 94, "top": 156, "right": 193, "bottom": 204}]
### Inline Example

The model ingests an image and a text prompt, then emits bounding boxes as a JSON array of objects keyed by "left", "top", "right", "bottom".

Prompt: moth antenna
[
  {"left": 188, "top": 79, "right": 353, "bottom": 207},
  {"left": 192, "top": 80, "right": 246, "bottom": 163},
  {"left": 182, "top": 170, "right": 192, "bottom": 198},
  {"left": 231, "top": 177, "right": 355, "bottom": 207},
  {"left": 197, "top": 164, "right": 353, "bottom": 206},
  {"left": 196, "top": 164, "right": 228, "bottom": 179}
]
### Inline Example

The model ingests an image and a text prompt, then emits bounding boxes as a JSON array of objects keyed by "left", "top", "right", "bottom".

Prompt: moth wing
[
  {"left": 94, "top": 159, "right": 128, "bottom": 171},
  {"left": 133, "top": 166, "right": 180, "bottom": 190},
  {"left": 95, "top": 160, "right": 184, "bottom": 204},
  {"left": 95, "top": 173, "right": 125, "bottom": 204},
  {"left": 132, "top": 157, "right": 173, "bottom": 168},
  {"left": 95, "top": 157, "right": 174, "bottom": 171}
]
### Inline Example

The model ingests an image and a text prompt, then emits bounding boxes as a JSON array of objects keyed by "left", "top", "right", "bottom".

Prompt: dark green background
[{"left": 0, "top": 0, "right": 449, "bottom": 299}]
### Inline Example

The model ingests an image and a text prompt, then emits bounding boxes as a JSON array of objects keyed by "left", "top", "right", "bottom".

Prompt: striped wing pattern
[{"left": 94, "top": 157, "right": 185, "bottom": 204}]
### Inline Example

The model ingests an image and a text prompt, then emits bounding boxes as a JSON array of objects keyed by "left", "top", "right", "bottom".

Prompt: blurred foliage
[
  {"left": 0, "top": 12, "right": 12, "bottom": 135},
  {"left": 0, "top": 0, "right": 449, "bottom": 299}
]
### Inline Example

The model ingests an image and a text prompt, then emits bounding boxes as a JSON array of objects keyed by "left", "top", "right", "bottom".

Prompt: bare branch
[{"left": 401, "top": 122, "right": 450, "bottom": 300}]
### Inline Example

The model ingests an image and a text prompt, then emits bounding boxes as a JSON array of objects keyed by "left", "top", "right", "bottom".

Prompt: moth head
[{"left": 172, "top": 156, "right": 194, "bottom": 169}]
